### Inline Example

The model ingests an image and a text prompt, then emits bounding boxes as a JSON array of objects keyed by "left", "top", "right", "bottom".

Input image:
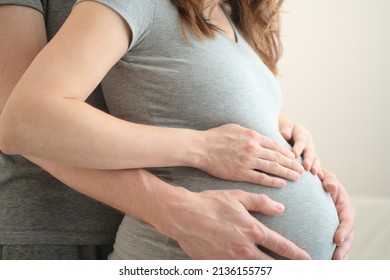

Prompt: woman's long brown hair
[{"left": 171, "top": 0, "right": 284, "bottom": 75}]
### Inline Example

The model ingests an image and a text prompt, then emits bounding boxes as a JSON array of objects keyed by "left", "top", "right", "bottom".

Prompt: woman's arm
[
  {"left": 35, "top": 157, "right": 311, "bottom": 260},
  {"left": 0, "top": 5, "right": 310, "bottom": 260},
  {"left": 0, "top": 1, "right": 303, "bottom": 186}
]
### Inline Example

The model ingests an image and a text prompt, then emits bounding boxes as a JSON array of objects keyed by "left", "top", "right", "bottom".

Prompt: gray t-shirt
[
  {"left": 74, "top": 0, "right": 339, "bottom": 259},
  {"left": 0, "top": 0, "right": 122, "bottom": 246}
]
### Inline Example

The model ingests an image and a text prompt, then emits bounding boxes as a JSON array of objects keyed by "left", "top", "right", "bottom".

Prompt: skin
[
  {"left": 0, "top": 2, "right": 303, "bottom": 190},
  {"left": 0, "top": 3, "right": 354, "bottom": 259},
  {"left": 279, "top": 120, "right": 355, "bottom": 260},
  {"left": 0, "top": 4, "right": 308, "bottom": 261},
  {"left": 279, "top": 114, "right": 321, "bottom": 174}
]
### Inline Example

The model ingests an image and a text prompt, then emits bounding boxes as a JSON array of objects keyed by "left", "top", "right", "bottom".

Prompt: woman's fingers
[
  {"left": 321, "top": 169, "right": 340, "bottom": 193},
  {"left": 202, "top": 124, "right": 306, "bottom": 185},
  {"left": 292, "top": 137, "right": 307, "bottom": 158},
  {"left": 311, "top": 156, "right": 321, "bottom": 175},
  {"left": 333, "top": 232, "right": 354, "bottom": 260},
  {"left": 244, "top": 170, "right": 286, "bottom": 188},
  {"left": 252, "top": 147, "right": 304, "bottom": 181},
  {"left": 320, "top": 168, "right": 355, "bottom": 259},
  {"left": 259, "top": 136, "right": 295, "bottom": 159},
  {"left": 279, "top": 122, "right": 294, "bottom": 141},
  {"left": 257, "top": 147, "right": 304, "bottom": 173},
  {"left": 254, "top": 136, "right": 304, "bottom": 182}
]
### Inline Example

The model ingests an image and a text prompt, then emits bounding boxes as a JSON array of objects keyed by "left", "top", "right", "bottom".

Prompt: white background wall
[{"left": 278, "top": 0, "right": 390, "bottom": 197}]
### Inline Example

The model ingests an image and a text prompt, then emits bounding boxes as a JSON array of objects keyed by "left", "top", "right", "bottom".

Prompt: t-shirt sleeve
[
  {"left": 74, "top": 0, "right": 156, "bottom": 52},
  {"left": 0, "top": 0, "right": 43, "bottom": 13}
]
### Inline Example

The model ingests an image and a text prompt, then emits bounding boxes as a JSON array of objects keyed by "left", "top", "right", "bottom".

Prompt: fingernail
[
  {"left": 278, "top": 180, "right": 286, "bottom": 187},
  {"left": 336, "top": 237, "right": 344, "bottom": 246},
  {"left": 276, "top": 203, "right": 285, "bottom": 211},
  {"left": 292, "top": 172, "right": 300, "bottom": 180}
]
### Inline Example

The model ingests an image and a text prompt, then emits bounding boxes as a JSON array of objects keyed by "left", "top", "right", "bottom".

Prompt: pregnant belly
[{"left": 165, "top": 166, "right": 339, "bottom": 260}]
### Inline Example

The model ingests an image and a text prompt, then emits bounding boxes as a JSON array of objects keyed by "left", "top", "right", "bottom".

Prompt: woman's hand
[
  {"left": 279, "top": 117, "right": 320, "bottom": 175},
  {"left": 319, "top": 168, "right": 355, "bottom": 259},
  {"left": 157, "top": 188, "right": 311, "bottom": 260},
  {"left": 198, "top": 124, "right": 304, "bottom": 188}
]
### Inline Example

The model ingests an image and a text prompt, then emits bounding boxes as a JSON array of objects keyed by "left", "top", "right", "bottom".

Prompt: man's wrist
[{"left": 138, "top": 169, "right": 193, "bottom": 238}]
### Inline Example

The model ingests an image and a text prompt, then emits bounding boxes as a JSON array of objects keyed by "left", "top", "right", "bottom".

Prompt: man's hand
[
  {"left": 319, "top": 168, "right": 355, "bottom": 259},
  {"left": 156, "top": 188, "right": 311, "bottom": 260}
]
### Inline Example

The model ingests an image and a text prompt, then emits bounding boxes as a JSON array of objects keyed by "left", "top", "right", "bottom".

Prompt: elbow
[
  {"left": 0, "top": 111, "right": 29, "bottom": 155},
  {"left": 0, "top": 117, "right": 20, "bottom": 155}
]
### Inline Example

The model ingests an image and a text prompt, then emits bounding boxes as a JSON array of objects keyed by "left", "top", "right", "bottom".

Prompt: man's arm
[
  {"left": 0, "top": 5, "right": 310, "bottom": 260},
  {"left": 0, "top": 2, "right": 300, "bottom": 187},
  {"left": 0, "top": 4, "right": 47, "bottom": 115}
]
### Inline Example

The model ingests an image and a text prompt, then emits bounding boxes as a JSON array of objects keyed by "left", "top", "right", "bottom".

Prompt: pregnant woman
[{"left": 0, "top": 0, "right": 340, "bottom": 259}]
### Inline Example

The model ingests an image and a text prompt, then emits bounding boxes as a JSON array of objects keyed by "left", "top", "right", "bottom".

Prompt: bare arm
[
  {"left": 0, "top": 2, "right": 303, "bottom": 188},
  {"left": 0, "top": 2, "right": 199, "bottom": 169},
  {"left": 0, "top": 5, "right": 309, "bottom": 260},
  {"left": 0, "top": 5, "right": 47, "bottom": 115}
]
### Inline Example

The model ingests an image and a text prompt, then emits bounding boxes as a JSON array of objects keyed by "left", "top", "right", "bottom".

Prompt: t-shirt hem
[
  {"left": 0, "top": 231, "right": 116, "bottom": 246},
  {"left": 0, "top": 0, "right": 43, "bottom": 14}
]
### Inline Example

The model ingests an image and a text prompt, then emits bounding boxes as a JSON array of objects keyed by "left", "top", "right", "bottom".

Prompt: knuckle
[
  {"left": 305, "top": 148, "right": 315, "bottom": 156},
  {"left": 286, "top": 169, "right": 295, "bottom": 179},
  {"left": 273, "top": 151, "right": 279, "bottom": 162},
  {"left": 239, "top": 155, "right": 252, "bottom": 167},
  {"left": 233, "top": 245, "right": 255, "bottom": 258},
  {"left": 233, "top": 168, "right": 246, "bottom": 180},
  {"left": 245, "top": 129, "right": 258, "bottom": 139},
  {"left": 257, "top": 172, "right": 267, "bottom": 183},
  {"left": 271, "top": 140, "right": 279, "bottom": 150},
  {"left": 231, "top": 189, "right": 245, "bottom": 198},
  {"left": 269, "top": 162, "right": 279, "bottom": 173},
  {"left": 296, "top": 137, "right": 307, "bottom": 145},
  {"left": 256, "top": 194, "right": 269, "bottom": 206},
  {"left": 245, "top": 141, "right": 258, "bottom": 153},
  {"left": 251, "top": 225, "right": 267, "bottom": 244},
  {"left": 276, "top": 241, "right": 290, "bottom": 256},
  {"left": 229, "top": 123, "right": 241, "bottom": 129}
]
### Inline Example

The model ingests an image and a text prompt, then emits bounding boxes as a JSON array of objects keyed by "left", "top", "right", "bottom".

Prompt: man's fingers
[
  {"left": 232, "top": 244, "right": 274, "bottom": 260},
  {"left": 238, "top": 191, "right": 285, "bottom": 216},
  {"left": 255, "top": 225, "right": 311, "bottom": 260}
]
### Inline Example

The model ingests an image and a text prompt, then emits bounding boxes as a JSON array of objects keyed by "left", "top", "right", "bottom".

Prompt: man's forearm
[{"left": 27, "top": 156, "right": 186, "bottom": 233}]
